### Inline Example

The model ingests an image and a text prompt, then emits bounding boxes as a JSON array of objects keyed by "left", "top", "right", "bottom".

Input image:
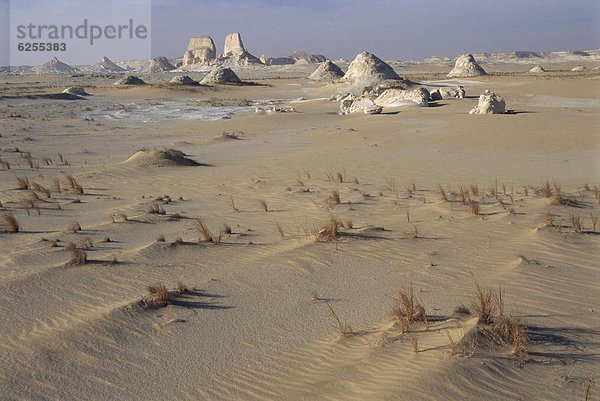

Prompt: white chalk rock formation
[
  {"left": 571, "top": 65, "right": 586, "bottom": 72},
  {"left": 339, "top": 97, "right": 382, "bottom": 115},
  {"left": 374, "top": 88, "right": 430, "bottom": 108},
  {"left": 529, "top": 65, "right": 546, "bottom": 73},
  {"left": 308, "top": 60, "right": 344, "bottom": 81},
  {"left": 200, "top": 67, "right": 242, "bottom": 84},
  {"left": 114, "top": 75, "right": 146, "bottom": 85},
  {"left": 34, "top": 57, "right": 74, "bottom": 74},
  {"left": 469, "top": 90, "right": 506, "bottom": 114},
  {"left": 342, "top": 52, "right": 402, "bottom": 86},
  {"left": 169, "top": 75, "right": 199, "bottom": 85},
  {"left": 447, "top": 54, "right": 487, "bottom": 78},
  {"left": 149, "top": 57, "right": 175, "bottom": 72},
  {"left": 220, "top": 33, "right": 262, "bottom": 65},
  {"left": 63, "top": 87, "right": 90, "bottom": 96},
  {"left": 429, "top": 89, "right": 443, "bottom": 101},
  {"left": 182, "top": 36, "right": 217, "bottom": 65},
  {"left": 95, "top": 56, "right": 125, "bottom": 72}
]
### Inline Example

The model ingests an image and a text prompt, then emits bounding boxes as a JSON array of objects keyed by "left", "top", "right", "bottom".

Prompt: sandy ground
[{"left": 0, "top": 63, "right": 599, "bottom": 401}]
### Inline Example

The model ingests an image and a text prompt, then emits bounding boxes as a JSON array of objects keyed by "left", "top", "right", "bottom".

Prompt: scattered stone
[
  {"left": 571, "top": 65, "right": 587, "bottom": 72},
  {"left": 339, "top": 97, "right": 382, "bottom": 115}
]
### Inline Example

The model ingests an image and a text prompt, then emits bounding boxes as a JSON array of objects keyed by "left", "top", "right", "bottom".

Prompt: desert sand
[{"left": 0, "top": 58, "right": 599, "bottom": 401}]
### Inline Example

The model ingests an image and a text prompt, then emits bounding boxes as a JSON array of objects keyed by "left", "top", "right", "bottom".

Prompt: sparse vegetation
[
  {"left": 392, "top": 282, "right": 427, "bottom": 334},
  {"left": 64, "top": 175, "right": 83, "bottom": 194},
  {"left": 438, "top": 185, "right": 448, "bottom": 202},
  {"left": 227, "top": 196, "right": 239, "bottom": 212},
  {"left": 65, "top": 222, "right": 82, "bottom": 234},
  {"left": 469, "top": 200, "right": 480, "bottom": 216},
  {"left": 0, "top": 213, "right": 20, "bottom": 233},
  {"left": 69, "top": 248, "right": 87, "bottom": 265},
  {"left": 570, "top": 214, "right": 583, "bottom": 234},
  {"left": 590, "top": 213, "right": 598, "bottom": 232},
  {"left": 196, "top": 218, "right": 213, "bottom": 242},
  {"left": 145, "top": 284, "right": 169, "bottom": 309},
  {"left": 542, "top": 180, "right": 552, "bottom": 198},
  {"left": 147, "top": 202, "right": 166, "bottom": 215},
  {"left": 16, "top": 176, "right": 30, "bottom": 190},
  {"left": 275, "top": 222, "right": 285, "bottom": 239},
  {"left": 258, "top": 198, "right": 269, "bottom": 212},
  {"left": 325, "top": 301, "right": 353, "bottom": 337}
]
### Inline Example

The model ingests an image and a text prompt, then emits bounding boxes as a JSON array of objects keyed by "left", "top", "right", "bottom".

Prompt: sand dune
[{"left": 0, "top": 62, "right": 598, "bottom": 400}]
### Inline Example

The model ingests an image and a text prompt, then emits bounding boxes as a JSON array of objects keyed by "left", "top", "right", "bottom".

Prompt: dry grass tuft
[
  {"left": 326, "top": 301, "right": 353, "bottom": 337},
  {"left": 590, "top": 213, "right": 598, "bottom": 232},
  {"left": 16, "top": 176, "right": 30, "bottom": 190},
  {"left": 147, "top": 202, "right": 166, "bottom": 215},
  {"left": 472, "top": 280, "right": 495, "bottom": 325},
  {"left": 470, "top": 184, "right": 479, "bottom": 196},
  {"left": 65, "top": 222, "right": 82, "bottom": 234},
  {"left": 315, "top": 214, "right": 341, "bottom": 242},
  {"left": 447, "top": 330, "right": 477, "bottom": 358},
  {"left": 392, "top": 282, "right": 427, "bottom": 334},
  {"left": 175, "top": 282, "right": 189, "bottom": 295},
  {"left": 1, "top": 213, "right": 20, "bottom": 233},
  {"left": 145, "top": 284, "right": 169, "bottom": 309},
  {"left": 64, "top": 175, "right": 83, "bottom": 194},
  {"left": 275, "top": 222, "right": 285, "bottom": 239},
  {"left": 570, "top": 214, "right": 583, "bottom": 234},
  {"left": 155, "top": 234, "right": 166, "bottom": 242},
  {"left": 584, "top": 380, "right": 594, "bottom": 401},
  {"left": 69, "top": 248, "right": 87, "bottom": 265},
  {"left": 258, "top": 198, "right": 269, "bottom": 212},
  {"left": 542, "top": 180, "right": 552, "bottom": 198},
  {"left": 196, "top": 218, "right": 213, "bottom": 242},
  {"left": 409, "top": 334, "right": 419, "bottom": 353},
  {"left": 221, "top": 224, "right": 232, "bottom": 236},
  {"left": 328, "top": 190, "right": 341, "bottom": 205},
  {"left": 227, "top": 196, "right": 239, "bottom": 212},
  {"left": 438, "top": 185, "right": 448, "bottom": 202},
  {"left": 469, "top": 200, "right": 480, "bottom": 216}
]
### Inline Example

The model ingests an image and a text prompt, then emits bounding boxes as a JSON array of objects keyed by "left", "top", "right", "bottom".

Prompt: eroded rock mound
[
  {"left": 571, "top": 65, "right": 586, "bottom": 72},
  {"left": 124, "top": 149, "right": 200, "bottom": 167},
  {"left": 200, "top": 67, "right": 242, "bottom": 84},
  {"left": 149, "top": 57, "right": 176, "bottom": 72},
  {"left": 342, "top": 52, "right": 402, "bottom": 86},
  {"left": 469, "top": 90, "right": 505, "bottom": 115},
  {"left": 374, "top": 88, "right": 430, "bottom": 107},
  {"left": 447, "top": 54, "right": 487, "bottom": 78},
  {"left": 114, "top": 75, "right": 146, "bottom": 85},
  {"left": 183, "top": 36, "right": 217, "bottom": 65},
  {"left": 34, "top": 57, "right": 74, "bottom": 74},
  {"left": 63, "top": 87, "right": 90, "bottom": 96},
  {"left": 169, "top": 75, "right": 199, "bottom": 85},
  {"left": 220, "top": 33, "right": 262, "bottom": 65},
  {"left": 95, "top": 56, "right": 125, "bottom": 72},
  {"left": 529, "top": 65, "right": 546, "bottom": 73},
  {"left": 308, "top": 60, "right": 344, "bottom": 81}
]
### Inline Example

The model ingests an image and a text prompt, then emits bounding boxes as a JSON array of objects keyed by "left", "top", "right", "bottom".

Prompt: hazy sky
[{"left": 1, "top": 0, "right": 599, "bottom": 65}]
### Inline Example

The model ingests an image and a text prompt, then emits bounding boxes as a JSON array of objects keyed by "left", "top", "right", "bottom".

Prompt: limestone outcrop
[
  {"left": 220, "top": 33, "right": 262, "bottom": 65},
  {"left": 149, "top": 57, "right": 176, "bottom": 72},
  {"left": 200, "top": 67, "right": 242, "bottom": 84},
  {"left": 342, "top": 52, "right": 402, "bottom": 86},
  {"left": 34, "top": 57, "right": 74, "bottom": 74},
  {"left": 114, "top": 75, "right": 146, "bottom": 85},
  {"left": 182, "top": 36, "right": 217, "bottom": 65},
  {"left": 95, "top": 56, "right": 125, "bottom": 72},
  {"left": 469, "top": 90, "right": 505, "bottom": 114},
  {"left": 339, "top": 96, "right": 382, "bottom": 115},
  {"left": 529, "top": 65, "right": 546, "bottom": 73},
  {"left": 62, "top": 87, "right": 90, "bottom": 96},
  {"left": 308, "top": 60, "right": 344, "bottom": 81},
  {"left": 447, "top": 54, "right": 487, "bottom": 78},
  {"left": 169, "top": 75, "right": 199, "bottom": 85},
  {"left": 374, "top": 88, "right": 430, "bottom": 107}
]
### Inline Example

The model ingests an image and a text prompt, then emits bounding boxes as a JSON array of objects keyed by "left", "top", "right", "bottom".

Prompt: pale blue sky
[{"left": 1, "top": 0, "right": 599, "bottom": 65}]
